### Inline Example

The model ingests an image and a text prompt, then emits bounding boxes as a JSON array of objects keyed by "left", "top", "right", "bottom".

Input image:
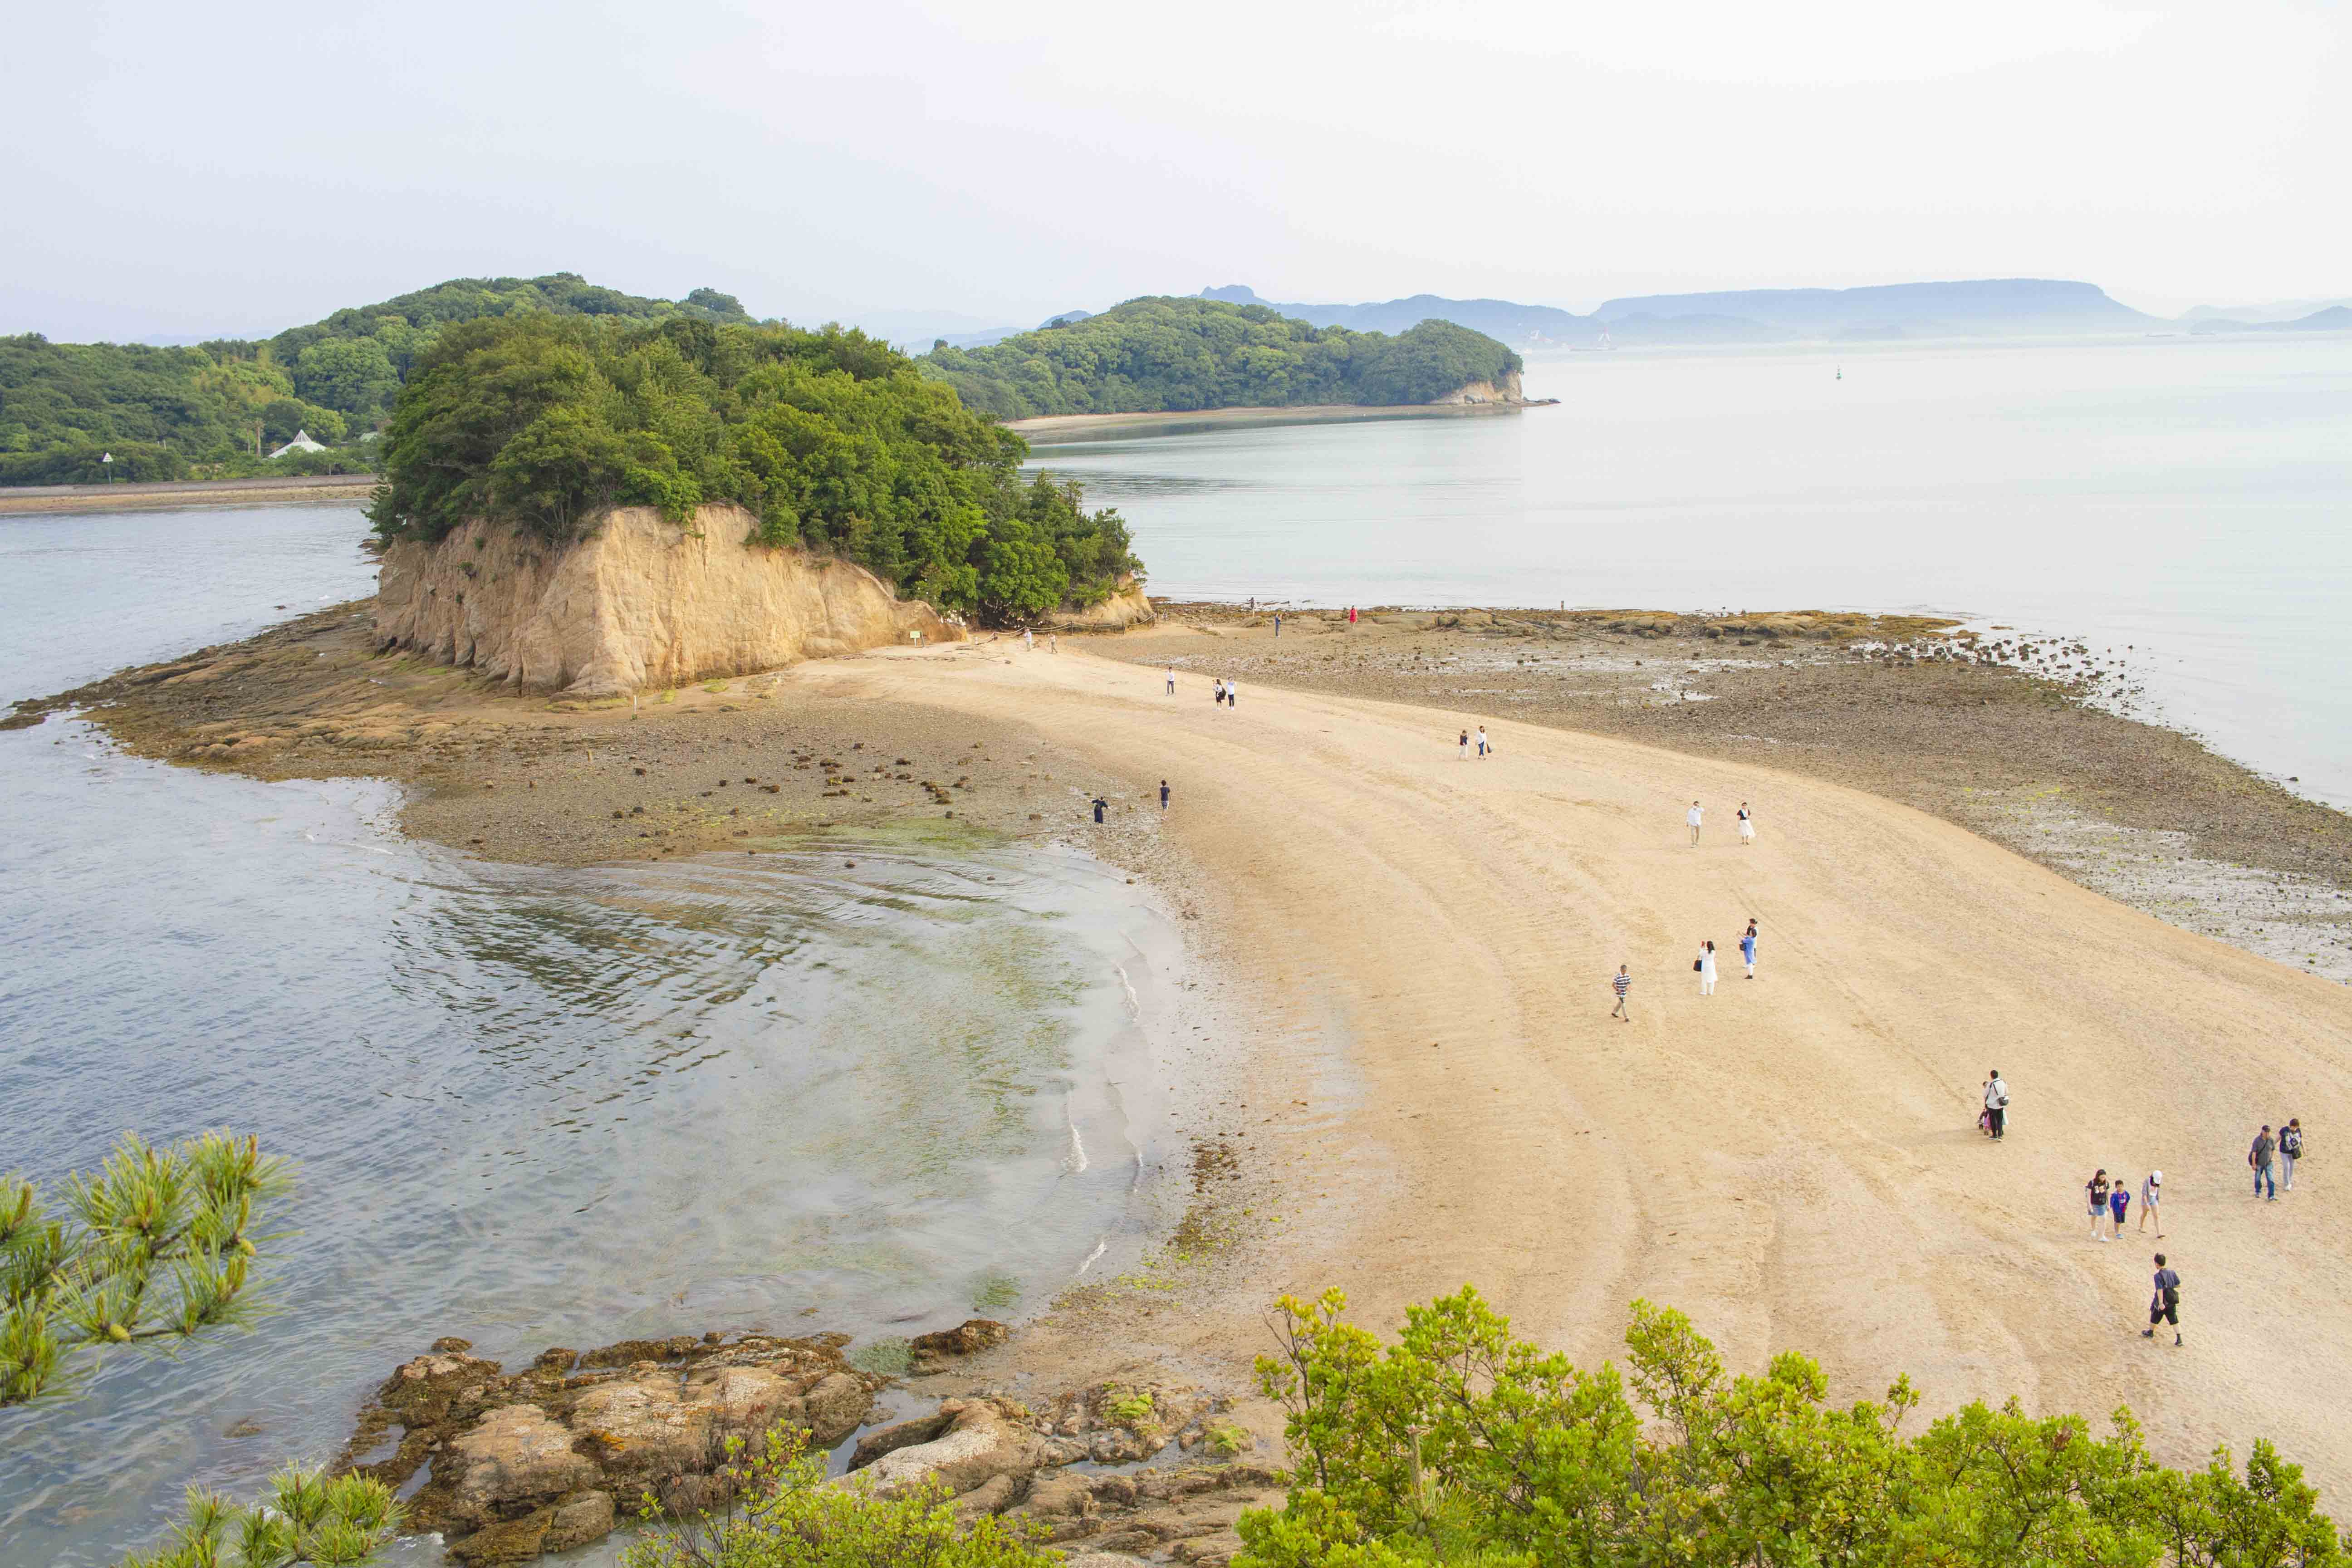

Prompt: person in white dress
[
  {"left": 1737, "top": 803, "right": 1756, "bottom": 844},
  {"left": 1697, "top": 941, "right": 1718, "bottom": 995},
  {"left": 1687, "top": 801, "right": 1704, "bottom": 846}
]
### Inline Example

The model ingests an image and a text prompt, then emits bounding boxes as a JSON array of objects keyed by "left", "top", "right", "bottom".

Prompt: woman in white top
[
  {"left": 1697, "top": 941, "right": 1718, "bottom": 995},
  {"left": 1737, "top": 803, "right": 1755, "bottom": 844},
  {"left": 1687, "top": 802, "right": 1703, "bottom": 846},
  {"left": 1476, "top": 726, "right": 1490, "bottom": 758},
  {"left": 2139, "top": 1171, "right": 2163, "bottom": 1236}
]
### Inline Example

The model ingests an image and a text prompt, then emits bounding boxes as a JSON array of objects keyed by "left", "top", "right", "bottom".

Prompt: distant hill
[
  {"left": 920, "top": 296, "right": 1524, "bottom": 421},
  {"left": 2190, "top": 304, "right": 2352, "bottom": 335},
  {"left": 1198, "top": 284, "right": 1594, "bottom": 347},
  {"left": 1199, "top": 278, "right": 2158, "bottom": 347},
  {"left": 1590, "top": 279, "right": 2154, "bottom": 338},
  {"left": 2179, "top": 297, "right": 2352, "bottom": 324},
  {"left": 0, "top": 274, "right": 754, "bottom": 485}
]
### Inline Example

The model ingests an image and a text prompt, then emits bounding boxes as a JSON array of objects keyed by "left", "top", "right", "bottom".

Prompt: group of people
[
  {"left": 2249, "top": 1119, "right": 2306, "bottom": 1199},
  {"left": 2082, "top": 1167, "right": 2164, "bottom": 1240},
  {"left": 1457, "top": 726, "right": 1492, "bottom": 759},
  {"left": 1691, "top": 920, "right": 1760, "bottom": 995},
  {"left": 1685, "top": 800, "right": 1758, "bottom": 847},
  {"left": 1019, "top": 627, "right": 1058, "bottom": 654}
]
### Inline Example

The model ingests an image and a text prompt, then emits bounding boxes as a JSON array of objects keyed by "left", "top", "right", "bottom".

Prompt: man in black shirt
[{"left": 2141, "top": 1253, "right": 2181, "bottom": 1346}]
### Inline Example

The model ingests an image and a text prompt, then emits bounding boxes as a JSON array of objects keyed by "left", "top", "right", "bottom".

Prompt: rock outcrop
[
  {"left": 1427, "top": 368, "right": 1526, "bottom": 405},
  {"left": 374, "top": 505, "right": 964, "bottom": 697},
  {"left": 1048, "top": 577, "right": 1156, "bottom": 632},
  {"left": 338, "top": 1333, "right": 887, "bottom": 1565}
]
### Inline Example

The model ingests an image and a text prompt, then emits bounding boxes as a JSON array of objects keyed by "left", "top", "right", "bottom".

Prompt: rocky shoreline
[{"left": 344, "top": 1323, "right": 1267, "bottom": 1567}]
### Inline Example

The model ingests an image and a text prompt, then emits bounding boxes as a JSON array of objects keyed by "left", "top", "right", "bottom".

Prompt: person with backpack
[
  {"left": 2142, "top": 1254, "right": 2181, "bottom": 1345},
  {"left": 2251, "top": 1125, "right": 2278, "bottom": 1200},
  {"left": 2280, "top": 1118, "right": 2303, "bottom": 1191},
  {"left": 1984, "top": 1069, "right": 2009, "bottom": 1141}
]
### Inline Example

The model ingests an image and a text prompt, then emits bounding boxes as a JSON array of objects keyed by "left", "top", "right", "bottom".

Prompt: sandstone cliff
[
  {"left": 1428, "top": 368, "right": 1526, "bottom": 406},
  {"left": 1047, "top": 575, "right": 1155, "bottom": 632},
  {"left": 374, "top": 505, "right": 963, "bottom": 696}
]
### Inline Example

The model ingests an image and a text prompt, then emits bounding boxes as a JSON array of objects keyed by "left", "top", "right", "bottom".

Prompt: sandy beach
[
  {"left": 1004, "top": 403, "right": 1531, "bottom": 439},
  {"left": 22, "top": 616, "right": 2352, "bottom": 1504}
]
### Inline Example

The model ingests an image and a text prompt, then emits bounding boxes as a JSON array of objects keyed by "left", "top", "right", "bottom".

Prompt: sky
[{"left": 5, "top": 0, "right": 2347, "bottom": 342}]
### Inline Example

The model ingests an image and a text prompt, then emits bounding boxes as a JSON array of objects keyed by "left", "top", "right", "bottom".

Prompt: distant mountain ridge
[{"left": 1198, "top": 279, "right": 2162, "bottom": 347}]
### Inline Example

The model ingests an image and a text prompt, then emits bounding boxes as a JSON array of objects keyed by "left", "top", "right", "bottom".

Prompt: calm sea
[
  {"left": 0, "top": 509, "right": 1175, "bottom": 1564},
  {"left": 1028, "top": 334, "right": 2352, "bottom": 807}
]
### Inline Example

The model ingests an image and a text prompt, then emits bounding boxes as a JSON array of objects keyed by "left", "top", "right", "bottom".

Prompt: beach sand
[{"left": 24, "top": 621, "right": 2352, "bottom": 1500}]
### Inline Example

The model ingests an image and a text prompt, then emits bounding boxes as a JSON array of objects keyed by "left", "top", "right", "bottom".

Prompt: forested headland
[
  {"left": 369, "top": 313, "right": 1138, "bottom": 622},
  {"left": 0, "top": 274, "right": 751, "bottom": 486},
  {"left": 920, "top": 295, "right": 1524, "bottom": 421}
]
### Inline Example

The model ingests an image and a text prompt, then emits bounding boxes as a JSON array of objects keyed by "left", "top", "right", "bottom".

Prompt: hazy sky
[{"left": 7, "top": 0, "right": 2346, "bottom": 341}]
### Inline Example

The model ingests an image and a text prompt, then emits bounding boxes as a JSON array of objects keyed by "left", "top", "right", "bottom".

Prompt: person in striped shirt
[{"left": 1611, "top": 965, "right": 1632, "bottom": 1021}]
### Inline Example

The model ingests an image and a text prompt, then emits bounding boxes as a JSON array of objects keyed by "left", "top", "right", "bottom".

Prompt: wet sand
[{"left": 21, "top": 606, "right": 2352, "bottom": 1501}]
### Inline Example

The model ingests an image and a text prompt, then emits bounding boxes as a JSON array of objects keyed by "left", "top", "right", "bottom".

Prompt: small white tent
[{"left": 268, "top": 429, "right": 328, "bottom": 458}]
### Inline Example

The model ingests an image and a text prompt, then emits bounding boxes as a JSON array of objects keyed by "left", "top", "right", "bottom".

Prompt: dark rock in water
[
  {"left": 431, "top": 1337, "right": 474, "bottom": 1353},
  {"left": 908, "top": 1318, "right": 1009, "bottom": 1362}
]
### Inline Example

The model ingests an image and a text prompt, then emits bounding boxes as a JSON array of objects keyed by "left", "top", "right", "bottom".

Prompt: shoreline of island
[{"left": 0, "top": 472, "right": 380, "bottom": 515}]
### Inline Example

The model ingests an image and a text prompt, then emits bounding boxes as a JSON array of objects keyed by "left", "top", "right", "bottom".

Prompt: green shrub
[
  {"left": 1239, "top": 1286, "right": 2347, "bottom": 1568},
  {"left": 623, "top": 1422, "right": 1055, "bottom": 1568}
]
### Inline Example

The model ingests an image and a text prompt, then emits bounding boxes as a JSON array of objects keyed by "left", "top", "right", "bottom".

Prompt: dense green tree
[
  {"left": 1239, "top": 1286, "right": 2346, "bottom": 1568},
  {"left": 923, "top": 297, "right": 1522, "bottom": 420},
  {"left": 369, "top": 314, "right": 1139, "bottom": 620},
  {"left": 292, "top": 338, "right": 399, "bottom": 417},
  {"left": 0, "top": 274, "right": 761, "bottom": 483}
]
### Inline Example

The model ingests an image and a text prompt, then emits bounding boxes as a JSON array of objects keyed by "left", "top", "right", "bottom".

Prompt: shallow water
[
  {"left": 0, "top": 509, "right": 1176, "bottom": 1565},
  {"left": 1027, "top": 333, "right": 2352, "bottom": 806}
]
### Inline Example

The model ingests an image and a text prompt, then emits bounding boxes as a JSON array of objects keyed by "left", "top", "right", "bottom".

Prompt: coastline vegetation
[
  {"left": 1, "top": 1133, "right": 286, "bottom": 1408},
  {"left": 920, "top": 296, "right": 1524, "bottom": 421},
  {"left": 0, "top": 274, "right": 750, "bottom": 486},
  {"left": 1239, "top": 1286, "right": 2345, "bottom": 1566},
  {"left": 368, "top": 313, "right": 1139, "bottom": 621}
]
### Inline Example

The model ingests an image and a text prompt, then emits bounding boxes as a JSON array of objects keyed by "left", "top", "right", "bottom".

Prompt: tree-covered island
[
  {"left": 919, "top": 295, "right": 1525, "bottom": 420},
  {"left": 368, "top": 313, "right": 1139, "bottom": 622}
]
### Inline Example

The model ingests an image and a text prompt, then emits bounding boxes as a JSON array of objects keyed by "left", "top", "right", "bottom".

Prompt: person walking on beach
[
  {"left": 2110, "top": 1175, "right": 2131, "bottom": 1239},
  {"left": 2251, "top": 1125, "right": 2278, "bottom": 1200},
  {"left": 1611, "top": 965, "right": 1632, "bottom": 1021},
  {"left": 1213, "top": 678, "right": 1226, "bottom": 706},
  {"left": 1166, "top": 665, "right": 1176, "bottom": 695},
  {"left": 1687, "top": 801, "right": 1704, "bottom": 846},
  {"left": 1984, "top": 1069, "right": 2009, "bottom": 1141},
  {"left": 2281, "top": 1117, "right": 2303, "bottom": 1190},
  {"left": 2087, "top": 1169, "right": 2112, "bottom": 1240},
  {"left": 1740, "top": 919, "right": 1758, "bottom": 980},
  {"left": 1738, "top": 802, "right": 1756, "bottom": 845},
  {"left": 1476, "top": 725, "right": 1491, "bottom": 759},
  {"left": 1090, "top": 796, "right": 1107, "bottom": 824},
  {"left": 2140, "top": 1170, "right": 2164, "bottom": 1235},
  {"left": 1023, "top": 627, "right": 1034, "bottom": 652},
  {"left": 1159, "top": 779, "right": 1170, "bottom": 812},
  {"left": 1049, "top": 632, "right": 1059, "bottom": 654},
  {"left": 2143, "top": 1254, "right": 2181, "bottom": 1345},
  {"left": 1459, "top": 729, "right": 1471, "bottom": 760},
  {"left": 1273, "top": 612, "right": 1282, "bottom": 637},
  {"left": 1696, "top": 941, "right": 1718, "bottom": 996},
  {"left": 1227, "top": 679, "right": 1237, "bottom": 709}
]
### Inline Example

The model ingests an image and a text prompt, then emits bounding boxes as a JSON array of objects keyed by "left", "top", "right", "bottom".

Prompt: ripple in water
[{"left": 0, "top": 720, "right": 1174, "bottom": 1566}]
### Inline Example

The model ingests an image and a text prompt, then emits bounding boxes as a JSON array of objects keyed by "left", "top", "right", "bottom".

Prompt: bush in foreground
[
  {"left": 1239, "top": 1286, "right": 2344, "bottom": 1568},
  {"left": 622, "top": 1422, "right": 1055, "bottom": 1568},
  {"left": 118, "top": 1468, "right": 400, "bottom": 1568},
  {"left": 2, "top": 1132, "right": 287, "bottom": 1409}
]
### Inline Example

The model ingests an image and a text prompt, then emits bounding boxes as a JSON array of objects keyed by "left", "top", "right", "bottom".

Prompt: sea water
[
  {"left": 0, "top": 509, "right": 1176, "bottom": 1564},
  {"left": 1026, "top": 333, "right": 2352, "bottom": 806}
]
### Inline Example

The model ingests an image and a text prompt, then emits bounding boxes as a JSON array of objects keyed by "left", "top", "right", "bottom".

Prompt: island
[{"left": 917, "top": 295, "right": 1526, "bottom": 421}]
